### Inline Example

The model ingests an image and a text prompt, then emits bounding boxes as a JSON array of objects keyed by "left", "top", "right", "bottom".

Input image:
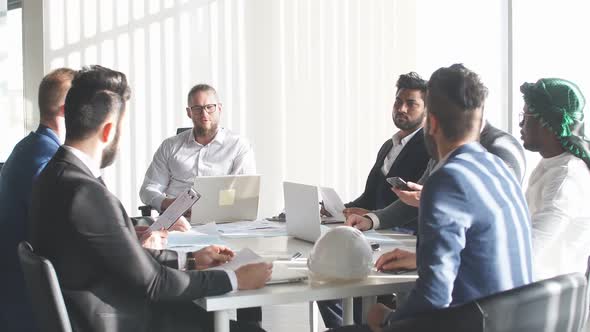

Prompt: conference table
[{"left": 171, "top": 224, "right": 418, "bottom": 332}]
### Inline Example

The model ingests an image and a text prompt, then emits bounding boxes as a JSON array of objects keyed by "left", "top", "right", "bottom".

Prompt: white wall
[{"left": 41, "top": 0, "right": 419, "bottom": 216}]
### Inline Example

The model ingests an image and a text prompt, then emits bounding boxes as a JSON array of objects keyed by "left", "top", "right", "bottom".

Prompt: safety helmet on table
[{"left": 307, "top": 226, "right": 373, "bottom": 282}]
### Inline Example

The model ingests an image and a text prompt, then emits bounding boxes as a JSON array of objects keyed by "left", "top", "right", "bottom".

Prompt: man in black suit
[
  {"left": 319, "top": 73, "right": 430, "bottom": 328},
  {"left": 342, "top": 72, "right": 430, "bottom": 219},
  {"left": 28, "top": 65, "right": 271, "bottom": 332}
]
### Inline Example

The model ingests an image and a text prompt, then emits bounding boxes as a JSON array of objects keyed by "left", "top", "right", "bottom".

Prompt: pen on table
[{"left": 290, "top": 252, "right": 302, "bottom": 260}]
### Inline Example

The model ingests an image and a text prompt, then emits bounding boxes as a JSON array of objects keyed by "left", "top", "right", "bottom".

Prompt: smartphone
[{"left": 386, "top": 177, "right": 411, "bottom": 191}]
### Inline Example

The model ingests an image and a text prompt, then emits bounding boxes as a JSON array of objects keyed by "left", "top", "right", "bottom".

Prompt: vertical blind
[{"left": 43, "top": 0, "right": 412, "bottom": 216}]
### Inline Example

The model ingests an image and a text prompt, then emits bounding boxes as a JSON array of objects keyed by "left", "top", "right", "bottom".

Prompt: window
[{"left": 0, "top": 5, "right": 25, "bottom": 161}]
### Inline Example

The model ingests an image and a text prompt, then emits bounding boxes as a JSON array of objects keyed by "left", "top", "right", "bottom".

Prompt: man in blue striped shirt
[{"left": 334, "top": 64, "right": 533, "bottom": 332}]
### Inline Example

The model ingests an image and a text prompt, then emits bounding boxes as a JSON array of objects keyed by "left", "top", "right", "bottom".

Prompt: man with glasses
[
  {"left": 139, "top": 84, "right": 260, "bottom": 324},
  {"left": 140, "top": 84, "right": 256, "bottom": 213},
  {"left": 519, "top": 78, "right": 590, "bottom": 280}
]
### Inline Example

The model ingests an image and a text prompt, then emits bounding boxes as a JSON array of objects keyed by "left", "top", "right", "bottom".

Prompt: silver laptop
[
  {"left": 283, "top": 181, "right": 330, "bottom": 243},
  {"left": 191, "top": 175, "right": 260, "bottom": 224}
]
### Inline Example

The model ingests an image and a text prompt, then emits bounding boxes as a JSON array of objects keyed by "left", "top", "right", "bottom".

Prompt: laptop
[
  {"left": 283, "top": 181, "right": 331, "bottom": 243},
  {"left": 191, "top": 175, "right": 260, "bottom": 224}
]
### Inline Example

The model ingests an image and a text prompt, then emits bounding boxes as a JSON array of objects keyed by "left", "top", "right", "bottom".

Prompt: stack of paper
[{"left": 217, "top": 220, "right": 288, "bottom": 238}]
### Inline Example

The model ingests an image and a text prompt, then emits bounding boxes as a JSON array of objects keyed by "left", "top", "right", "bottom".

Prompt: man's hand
[
  {"left": 374, "top": 248, "right": 417, "bottom": 272},
  {"left": 343, "top": 207, "right": 370, "bottom": 218},
  {"left": 235, "top": 262, "right": 273, "bottom": 290},
  {"left": 191, "top": 245, "right": 235, "bottom": 270},
  {"left": 160, "top": 197, "right": 175, "bottom": 211},
  {"left": 345, "top": 214, "right": 373, "bottom": 231},
  {"left": 135, "top": 225, "right": 168, "bottom": 249},
  {"left": 367, "top": 303, "right": 392, "bottom": 332},
  {"left": 168, "top": 216, "right": 191, "bottom": 232},
  {"left": 391, "top": 182, "right": 423, "bottom": 208}
]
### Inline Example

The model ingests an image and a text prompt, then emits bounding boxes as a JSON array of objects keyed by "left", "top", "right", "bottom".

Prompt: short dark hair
[
  {"left": 427, "top": 64, "right": 488, "bottom": 141},
  {"left": 396, "top": 72, "right": 428, "bottom": 98},
  {"left": 38, "top": 68, "right": 76, "bottom": 119},
  {"left": 187, "top": 84, "right": 218, "bottom": 106},
  {"left": 64, "top": 65, "right": 131, "bottom": 141}
]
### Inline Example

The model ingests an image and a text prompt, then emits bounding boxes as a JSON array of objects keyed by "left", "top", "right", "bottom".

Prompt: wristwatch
[{"left": 186, "top": 252, "right": 196, "bottom": 270}]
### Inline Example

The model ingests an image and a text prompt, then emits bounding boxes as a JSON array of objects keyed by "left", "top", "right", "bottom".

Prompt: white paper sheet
[
  {"left": 319, "top": 187, "right": 346, "bottom": 221},
  {"left": 149, "top": 189, "right": 201, "bottom": 231},
  {"left": 362, "top": 229, "right": 406, "bottom": 246},
  {"left": 216, "top": 220, "right": 288, "bottom": 238},
  {"left": 207, "top": 248, "right": 308, "bottom": 284}
]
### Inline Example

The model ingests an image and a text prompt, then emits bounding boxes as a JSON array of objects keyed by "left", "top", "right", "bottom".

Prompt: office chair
[
  {"left": 384, "top": 272, "right": 588, "bottom": 332},
  {"left": 18, "top": 241, "right": 73, "bottom": 332},
  {"left": 138, "top": 127, "right": 192, "bottom": 217}
]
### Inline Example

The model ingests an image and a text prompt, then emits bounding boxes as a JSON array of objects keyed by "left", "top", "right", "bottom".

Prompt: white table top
[{"left": 193, "top": 231, "right": 418, "bottom": 312}]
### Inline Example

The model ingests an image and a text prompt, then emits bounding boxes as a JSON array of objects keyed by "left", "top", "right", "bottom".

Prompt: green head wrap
[{"left": 520, "top": 78, "right": 590, "bottom": 169}]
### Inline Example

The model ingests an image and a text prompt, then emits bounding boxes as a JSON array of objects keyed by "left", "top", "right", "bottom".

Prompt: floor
[{"left": 262, "top": 302, "right": 327, "bottom": 332}]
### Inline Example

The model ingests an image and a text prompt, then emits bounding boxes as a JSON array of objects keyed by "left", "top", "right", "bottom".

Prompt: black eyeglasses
[
  {"left": 518, "top": 111, "right": 536, "bottom": 123},
  {"left": 188, "top": 103, "right": 219, "bottom": 114}
]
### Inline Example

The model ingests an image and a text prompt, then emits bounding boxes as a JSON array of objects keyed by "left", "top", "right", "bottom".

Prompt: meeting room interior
[{"left": 2, "top": 0, "right": 590, "bottom": 331}]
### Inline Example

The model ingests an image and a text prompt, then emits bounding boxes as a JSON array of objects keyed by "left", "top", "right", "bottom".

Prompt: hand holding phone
[{"left": 386, "top": 177, "right": 411, "bottom": 191}]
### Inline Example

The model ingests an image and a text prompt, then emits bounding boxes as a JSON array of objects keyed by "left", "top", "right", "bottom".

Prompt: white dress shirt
[
  {"left": 527, "top": 152, "right": 590, "bottom": 280},
  {"left": 64, "top": 145, "right": 238, "bottom": 291},
  {"left": 140, "top": 127, "right": 256, "bottom": 210}
]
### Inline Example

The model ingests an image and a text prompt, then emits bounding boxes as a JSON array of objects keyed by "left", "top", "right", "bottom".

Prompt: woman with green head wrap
[{"left": 519, "top": 78, "right": 590, "bottom": 281}]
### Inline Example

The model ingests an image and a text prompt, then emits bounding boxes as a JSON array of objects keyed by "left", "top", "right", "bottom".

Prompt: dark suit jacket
[
  {"left": 28, "top": 147, "right": 232, "bottom": 332},
  {"left": 346, "top": 128, "right": 429, "bottom": 210}
]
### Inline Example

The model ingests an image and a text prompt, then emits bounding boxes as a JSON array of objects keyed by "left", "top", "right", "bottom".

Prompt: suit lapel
[
  {"left": 387, "top": 128, "right": 424, "bottom": 177},
  {"left": 376, "top": 139, "right": 394, "bottom": 169}
]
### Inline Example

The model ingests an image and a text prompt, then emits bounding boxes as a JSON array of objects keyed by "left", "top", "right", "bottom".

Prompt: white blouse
[{"left": 527, "top": 152, "right": 590, "bottom": 280}]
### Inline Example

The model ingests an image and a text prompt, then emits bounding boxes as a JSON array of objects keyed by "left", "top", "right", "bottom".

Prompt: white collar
[
  {"left": 187, "top": 127, "right": 226, "bottom": 146},
  {"left": 62, "top": 145, "right": 102, "bottom": 178},
  {"left": 393, "top": 127, "right": 421, "bottom": 146}
]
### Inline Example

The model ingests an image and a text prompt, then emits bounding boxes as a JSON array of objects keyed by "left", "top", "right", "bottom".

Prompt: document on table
[
  {"left": 362, "top": 230, "right": 406, "bottom": 246},
  {"left": 167, "top": 223, "right": 226, "bottom": 249},
  {"left": 207, "top": 248, "right": 308, "bottom": 284},
  {"left": 217, "top": 220, "right": 288, "bottom": 238},
  {"left": 319, "top": 187, "right": 346, "bottom": 221}
]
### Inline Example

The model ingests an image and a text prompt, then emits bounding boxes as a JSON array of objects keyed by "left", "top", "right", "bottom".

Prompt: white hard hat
[{"left": 307, "top": 226, "right": 373, "bottom": 282}]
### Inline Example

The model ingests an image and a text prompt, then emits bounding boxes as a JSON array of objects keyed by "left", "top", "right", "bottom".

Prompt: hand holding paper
[{"left": 319, "top": 187, "right": 347, "bottom": 221}]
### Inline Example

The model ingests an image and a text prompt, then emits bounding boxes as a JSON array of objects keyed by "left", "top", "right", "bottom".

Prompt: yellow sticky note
[{"left": 219, "top": 189, "right": 236, "bottom": 206}]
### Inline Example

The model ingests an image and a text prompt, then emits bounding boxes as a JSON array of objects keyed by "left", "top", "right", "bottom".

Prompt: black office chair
[
  {"left": 176, "top": 127, "right": 191, "bottom": 135},
  {"left": 138, "top": 127, "right": 192, "bottom": 217},
  {"left": 18, "top": 241, "right": 73, "bottom": 332},
  {"left": 384, "top": 272, "right": 588, "bottom": 332}
]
